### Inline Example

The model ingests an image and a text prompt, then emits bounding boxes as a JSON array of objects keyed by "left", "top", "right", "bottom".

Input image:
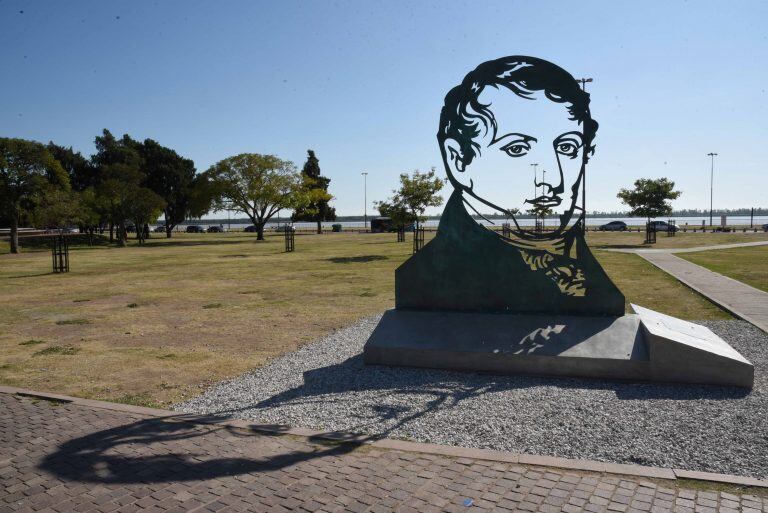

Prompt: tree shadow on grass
[
  {"left": 6, "top": 272, "right": 54, "bottom": 279},
  {"left": 141, "top": 239, "right": 264, "bottom": 248},
  {"left": 326, "top": 255, "right": 389, "bottom": 264}
]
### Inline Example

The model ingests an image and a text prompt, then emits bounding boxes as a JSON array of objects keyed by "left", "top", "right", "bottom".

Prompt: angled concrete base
[{"left": 363, "top": 305, "right": 754, "bottom": 388}]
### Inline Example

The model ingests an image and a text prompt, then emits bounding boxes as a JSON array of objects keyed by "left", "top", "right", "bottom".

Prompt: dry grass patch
[{"left": 0, "top": 231, "right": 732, "bottom": 407}]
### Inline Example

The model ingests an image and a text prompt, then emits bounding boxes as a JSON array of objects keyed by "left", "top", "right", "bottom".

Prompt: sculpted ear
[{"left": 442, "top": 139, "right": 466, "bottom": 173}]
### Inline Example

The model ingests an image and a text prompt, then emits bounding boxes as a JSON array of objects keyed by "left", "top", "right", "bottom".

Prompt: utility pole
[
  {"left": 578, "top": 78, "right": 593, "bottom": 229},
  {"left": 530, "top": 163, "right": 539, "bottom": 202},
  {"left": 578, "top": 78, "right": 593, "bottom": 92},
  {"left": 541, "top": 169, "right": 547, "bottom": 229},
  {"left": 707, "top": 152, "right": 717, "bottom": 227},
  {"left": 361, "top": 172, "right": 368, "bottom": 231}
]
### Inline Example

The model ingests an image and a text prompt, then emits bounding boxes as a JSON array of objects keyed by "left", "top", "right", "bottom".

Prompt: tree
[
  {"left": 375, "top": 169, "right": 444, "bottom": 232},
  {"left": 91, "top": 129, "right": 144, "bottom": 243},
  {"left": 374, "top": 200, "right": 412, "bottom": 232},
  {"left": 207, "top": 153, "right": 304, "bottom": 240},
  {"left": 47, "top": 143, "right": 103, "bottom": 239},
  {"left": 291, "top": 150, "right": 335, "bottom": 234},
  {"left": 135, "top": 138, "right": 198, "bottom": 238},
  {"left": 0, "top": 138, "right": 68, "bottom": 253},
  {"left": 617, "top": 178, "right": 682, "bottom": 223},
  {"left": 47, "top": 143, "right": 98, "bottom": 192},
  {"left": 124, "top": 185, "right": 165, "bottom": 244}
]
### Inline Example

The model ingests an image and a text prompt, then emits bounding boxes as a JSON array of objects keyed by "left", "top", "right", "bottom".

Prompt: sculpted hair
[{"left": 438, "top": 56, "right": 598, "bottom": 171}]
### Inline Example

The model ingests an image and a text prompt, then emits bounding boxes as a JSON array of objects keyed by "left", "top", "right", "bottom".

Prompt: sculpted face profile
[
  {"left": 438, "top": 56, "right": 596, "bottom": 241},
  {"left": 395, "top": 55, "right": 625, "bottom": 316},
  {"left": 368, "top": 55, "right": 754, "bottom": 390}
]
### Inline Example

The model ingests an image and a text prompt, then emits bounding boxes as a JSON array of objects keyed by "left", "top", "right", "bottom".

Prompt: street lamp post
[
  {"left": 530, "top": 163, "right": 538, "bottom": 202},
  {"left": 361, "top": 172, "right": 368, "bottom": 231},
  {"left": 541, "top": 169, "right": 547, "bottom": 229},
  {"left": 707, "top": 152, "right": 717, "bottom": 227},
  {"left": 578, "top": 78, "right": 593, "bottom": 228},
  {"left": 578, "top": 78, "right": 593, "bottom": 92},
  {"left": 530, "top": 163, "right": 539, "bottom": 230}
]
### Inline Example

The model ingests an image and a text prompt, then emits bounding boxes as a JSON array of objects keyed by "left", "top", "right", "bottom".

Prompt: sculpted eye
[
  {"left": 500, "top": 140, "right": 531, "bottom": 158},
  {"left": 554, "top": 135, "right": 583, "bottom": 159}
]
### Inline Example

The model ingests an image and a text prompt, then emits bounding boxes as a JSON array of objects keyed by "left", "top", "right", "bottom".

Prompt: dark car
[
  {"left": 648, "top": 221, "right": 678, "bottom": 232},
  {"left": 598, "top": 221, "right": 628, "bottom": 231},
  {"left": 153, "top": 224, "right": 166, "bottom": 233},
  {"left": 762, "top": 223, "right": 768, "bottom": 232},
  {"left": 273, "top": 225, "right": 295, "bottom": 232},
  {"left": 207, "top": 225, "right": 225, "bottom": 233},
  {"left": 186, "top": 225, "right": 206, "bottom": 233},
  {"left": 243, "top": 225, "right": 259, "bottom": 233}
]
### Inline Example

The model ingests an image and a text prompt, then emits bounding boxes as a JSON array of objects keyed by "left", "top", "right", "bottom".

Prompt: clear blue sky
[{"left": 2, "top": 0, "right": 766, "bottom": 216}]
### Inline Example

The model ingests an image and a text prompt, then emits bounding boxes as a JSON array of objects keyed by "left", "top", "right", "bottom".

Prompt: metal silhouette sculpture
[
  {"left": 365, "top": 55, "right": 754, "bottom": 388},
  {"left": 396, "top": 56, "right": 624, "bottom": 315}
]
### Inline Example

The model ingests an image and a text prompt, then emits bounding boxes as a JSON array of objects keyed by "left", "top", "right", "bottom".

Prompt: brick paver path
[
  {"left": 639, "top": 251, "right": 768, "bottom": 333},
  {"left": 1, "top": 393, "right": 767, "bottom": 513}
]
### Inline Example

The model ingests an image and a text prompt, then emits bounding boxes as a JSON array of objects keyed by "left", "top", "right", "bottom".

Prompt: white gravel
[{"left": 177, "top": 315, "right": 768, "bottom": 479}]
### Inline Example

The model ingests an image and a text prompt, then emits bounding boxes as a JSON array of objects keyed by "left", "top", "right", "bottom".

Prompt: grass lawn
[
  {"left": 0, "top": 230, "right": 735, "bottom": 407},
  {"left": 680, "top": 245, "right": 768, "bottom": 293},
  {"left": 583, "top": 229, "right": 768, "bottom": 250}
]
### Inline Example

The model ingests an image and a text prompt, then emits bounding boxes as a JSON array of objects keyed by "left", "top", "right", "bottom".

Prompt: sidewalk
[
  {"left": 607, "top": 240, "right": 768, "bottom": 254},
  {"left": 1, "top": 388, "right": 766, "bottom": 513},
  {"left": 638, "top": 251, "right": 768, "bottom": 333}
]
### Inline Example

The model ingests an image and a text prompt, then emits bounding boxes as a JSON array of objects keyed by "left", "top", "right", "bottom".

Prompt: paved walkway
[
  {"left": 607, "top": 240, "right": 768, "bottom": 254},
  {"left": 638, "top": 251, "right": 768, "bottom": 333},
  {"left": 2, "top": 390, "right": 767, "bottom": 513}
]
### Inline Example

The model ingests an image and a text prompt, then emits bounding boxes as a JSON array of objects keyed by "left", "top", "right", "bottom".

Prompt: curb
[{"left": 2, "top": 385, "right": 767, "bottom": 489}]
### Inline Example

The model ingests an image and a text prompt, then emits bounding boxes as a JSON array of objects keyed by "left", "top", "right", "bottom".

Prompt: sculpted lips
[{"left": 528, "top": 194, "right": 561, "bottom": 208}]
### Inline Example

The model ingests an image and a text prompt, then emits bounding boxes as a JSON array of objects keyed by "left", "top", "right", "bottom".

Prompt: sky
[{"left": 1, "top": 0, "right": 767, "bottom": 217}]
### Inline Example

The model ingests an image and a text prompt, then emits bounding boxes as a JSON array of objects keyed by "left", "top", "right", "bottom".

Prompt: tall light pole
[
  {"left": 530, "top": 163, "right": 539, "bottom": 201},
  {"left": 707, "top": 152, "right": 717, "bottom": 227},
  {"left": 578, "top": 78, "right": 593, "bottom": 227},
  {"left": 361, "top": 172, "right": 368, "bottom": 231},
  {"left": 541, "top": 169, "right": 547, "bottom": 229}
]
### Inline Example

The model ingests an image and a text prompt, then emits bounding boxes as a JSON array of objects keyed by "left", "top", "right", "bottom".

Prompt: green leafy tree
[
  {"left": 617, "top": 178, "right": 682, "bottom": 223},
  {"left": 376, "top": 169, "right": 444, "bottom": 232},
  {"left": 207, "top": 153, "right": 305, "bottom": 240},
  {"left": 187, "top": 170, "right": 218, "bottom": 220},
  {"left": 374, "top": 200, "right": 412, "bottom": 231},
  {"left": 291, "top": 150, "right": 335, "bottom": 234},
  {"left": 47, "top": 143, "right": 103, "bottom": 239},
  {"left": 124, "top": 185, "right": 165, "bottom": 244},
  {"left": 91, "top": 130, "right": 145, "bottom": 242},
  {"left": 135, "top": 138, "right": 198, "bottom": 238},
  {"left": 47, "top": 143, "right": 98, "bottom": 192},
  {"left": 0, "top": 138, "right": 69, "bottom": 253}
]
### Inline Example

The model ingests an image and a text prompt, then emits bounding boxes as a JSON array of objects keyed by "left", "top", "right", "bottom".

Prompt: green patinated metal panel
[
  {"left": 396, "top": 190, "right": 624, "bottom": 316},
  {"left": 396, "top": 55, "right": 625, "bottom": 317}
]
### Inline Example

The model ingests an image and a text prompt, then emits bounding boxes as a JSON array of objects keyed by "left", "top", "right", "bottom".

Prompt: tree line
[{"left": 0, "top": 131, "right": 336, "bottom": 253}]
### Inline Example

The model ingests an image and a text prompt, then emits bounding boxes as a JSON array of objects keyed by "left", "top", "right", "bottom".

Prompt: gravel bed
[{"left": 177, "top": 316, "right": 768, "bottom": 479}]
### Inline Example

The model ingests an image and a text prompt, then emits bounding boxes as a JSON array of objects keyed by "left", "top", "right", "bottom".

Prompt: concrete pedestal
[{"left": 363, "top": 304, "right": 753, "bottom": 388}]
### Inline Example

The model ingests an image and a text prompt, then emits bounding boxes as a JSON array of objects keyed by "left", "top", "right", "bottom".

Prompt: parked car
[
  {"left": 762, "top": 223, "right": 768, "bottom": 232},
  {"left": 273, "top": 225, "right": 295, "bottom": 232},
  {"left": 243, "top": 225, "right": 259, "bottom": 233},
  {"left": 207, "top": 225, "right": 225, "bottom": 233},
  {"left": 153, "top": 224, "right": 166, "bottom": 233},
  {"left": 598, "top": 221, "right": 628, "bottom": 231},
  {"left": 185, "top": 225, "right": 206, "bottom": 233},
  {"left": 648, "top": 221, "right": 678, "bottom": 232}
]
